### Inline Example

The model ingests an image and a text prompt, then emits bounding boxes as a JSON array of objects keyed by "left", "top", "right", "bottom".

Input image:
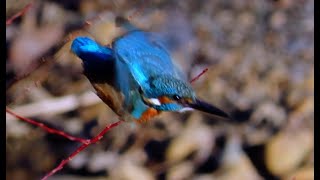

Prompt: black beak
[{"left": 188, "top": 98, "right": 231, "bottom": 119}]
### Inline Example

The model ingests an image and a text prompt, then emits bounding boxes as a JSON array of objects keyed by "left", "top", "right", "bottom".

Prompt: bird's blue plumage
[
  {"left": 113, "top": 30, "right": 191, "bottom": 101},
  {"left": 114, "top": 31, "right": 178, "bottom": 78},
  {"left": 71, "top": 31, "right": 194, "bottom": 118},
  {"left": 71, "top": 37, "right": 113, "bottom": 63},
  {"left": 70, "top": 18, "right": 231, "bottom": 121},
  {"left": 71, "top": 37, "right": 115, "bottom": 83}
]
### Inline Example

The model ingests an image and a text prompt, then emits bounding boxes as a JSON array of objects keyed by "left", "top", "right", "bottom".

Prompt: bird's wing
[{"left": 113, "top": 31, "right": 182, "bottom": 88}]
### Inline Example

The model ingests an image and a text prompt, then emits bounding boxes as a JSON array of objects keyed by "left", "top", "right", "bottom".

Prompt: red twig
[
  {"left": 190, "top": 68, "right": 208, "bottom": 84},
  {"left": 41, "top": 120, "right": 123, "bottom": 180},
  {"left": 6, "top": 107, "right": 124, "bottom": 179},
  {"left": 6, "top": 2, "right": 33, "bottom": 26},
  {"left": 6, "top": 107, "right": 89, "bottom": 144}
]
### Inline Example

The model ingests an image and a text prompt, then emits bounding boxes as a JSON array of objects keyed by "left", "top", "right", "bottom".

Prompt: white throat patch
[{"left": 147, "top": 98, "right": 161, "bottom": 106}]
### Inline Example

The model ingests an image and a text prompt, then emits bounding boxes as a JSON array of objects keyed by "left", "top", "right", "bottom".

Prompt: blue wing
[
  {"left": 113, "top": 30, "right": 183, "bottom": 87},
  {"left": 112, "top": 30, "right": 186, "bottom": 111},
  {"left": 71, "top": 37, "right": 115, "bottom": 83}
]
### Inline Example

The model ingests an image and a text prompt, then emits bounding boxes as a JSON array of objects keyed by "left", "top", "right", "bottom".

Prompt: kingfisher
[{"left": 71, "top": 17, "right": 231, "bottom": 123}]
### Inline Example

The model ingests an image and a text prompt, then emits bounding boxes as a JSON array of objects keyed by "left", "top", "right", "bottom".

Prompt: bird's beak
[{"left": 187, "top": 98, "right": 230, "bottom": 119}]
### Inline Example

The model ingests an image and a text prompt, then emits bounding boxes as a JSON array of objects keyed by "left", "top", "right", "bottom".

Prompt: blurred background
[{"left": 6, "top": 0, "right": 314, "bottom": 180}]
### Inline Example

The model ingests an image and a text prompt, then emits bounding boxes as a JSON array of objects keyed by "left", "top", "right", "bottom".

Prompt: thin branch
[
  {"left": 7, "top": 103, "right": 124, "bottom": 179},
  {"left": 41, "top": 120, "right": 123, "bottom": 180},
  {"left": 190, "top": 68, "right": 208, "bottom": 84},
  {"left": 6, "top": 2, "right": 33, "bottom": 26},
  {"left": 6, "top": 107, "right": 89, "bottom": 144}
]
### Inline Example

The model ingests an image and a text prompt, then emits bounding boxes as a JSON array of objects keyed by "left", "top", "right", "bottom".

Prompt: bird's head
[{"left": 139, "top": 75, "right": 230, "bottom": 119}]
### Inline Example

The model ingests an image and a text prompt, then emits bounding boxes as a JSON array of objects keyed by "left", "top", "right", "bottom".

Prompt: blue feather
[
  {"left": 71, "top": 37, "right": 115, "bottom": 83},
  {"left": 113, "top": 31, "right": 187, "bottom": 101}
]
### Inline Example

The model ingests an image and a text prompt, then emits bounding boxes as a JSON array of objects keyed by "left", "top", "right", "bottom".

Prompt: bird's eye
[{"left": 173, "top": 95, "right": 181, "bottom": 101}]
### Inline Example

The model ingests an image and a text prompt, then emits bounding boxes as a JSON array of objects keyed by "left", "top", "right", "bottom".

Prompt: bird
[{"left": 71, "top": 17, "right": 231, "bottom": 123}]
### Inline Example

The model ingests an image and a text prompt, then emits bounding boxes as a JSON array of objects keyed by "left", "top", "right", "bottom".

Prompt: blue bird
[{"left": 71, "top": 17, "right": 231, "bottom": 123}]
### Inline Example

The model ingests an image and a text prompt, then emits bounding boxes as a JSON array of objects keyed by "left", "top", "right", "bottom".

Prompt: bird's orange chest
[
  {"left": 136, "top": 96, "right": 172, "bottom": 123},
  {"left": 136, "top": 108, "right": 160, "bottom": 123}
]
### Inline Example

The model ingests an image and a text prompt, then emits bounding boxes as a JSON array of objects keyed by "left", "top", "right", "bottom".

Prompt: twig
[
  {"left": 6, "top": 107, "right": 88, "bottom": 144},
  {"left": 41, "top": 120, "right": 123, "bottom": 180},
  {"left": 6, "top": 2, "right": 33, "bottom": 26},
  {"left": 6, "top": 107, "right": 124, "bottom": 179},
  {"left": 190, "top": 68, "right": 208, "bottom": 84}
]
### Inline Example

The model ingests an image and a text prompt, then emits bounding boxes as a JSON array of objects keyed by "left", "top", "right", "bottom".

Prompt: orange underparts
[
  {"left": 137, "top": 108, "right": 160, "bottom": 124},
  {"left": 137, "top": 96, "right": 172, "bottom": 124}
]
